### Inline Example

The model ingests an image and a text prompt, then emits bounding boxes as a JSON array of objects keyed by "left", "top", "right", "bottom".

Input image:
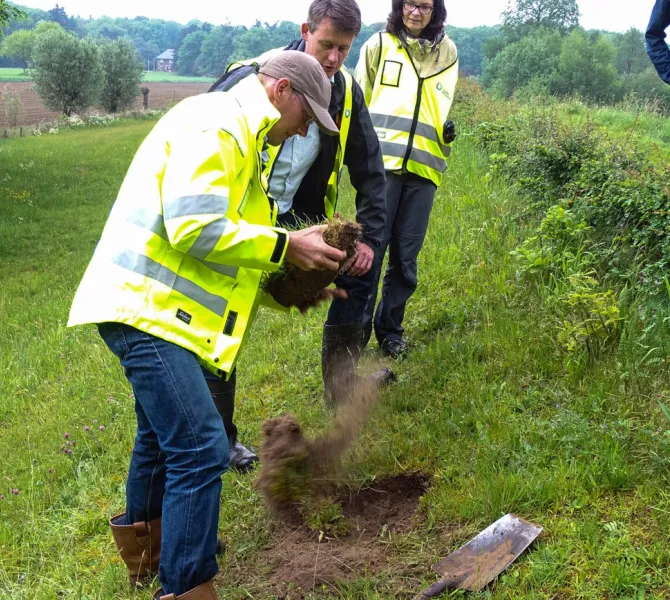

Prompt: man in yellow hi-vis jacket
[{"left": 67, "top": 51, "right": 346, "bottom": 600}]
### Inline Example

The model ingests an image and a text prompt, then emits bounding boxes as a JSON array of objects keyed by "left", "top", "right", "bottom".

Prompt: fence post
[{"left": 20, "top": 127, "right": 23, "bottom": 137}]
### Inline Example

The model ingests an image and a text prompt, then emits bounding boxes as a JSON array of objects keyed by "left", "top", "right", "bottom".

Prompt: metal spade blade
[{"left": 414, "top": 514, "right": 543, "bottom": 599}]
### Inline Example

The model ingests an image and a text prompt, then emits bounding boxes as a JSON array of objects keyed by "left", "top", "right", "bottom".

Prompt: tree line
[
  {"left": 1, "top": 0, "right": 663, "bottom": 112},
  {"left": 481, "top": 0, "right": 667, "bottom": 109},
  {"left": 0, "top": 2, "right": 500, "bottom": 77}
]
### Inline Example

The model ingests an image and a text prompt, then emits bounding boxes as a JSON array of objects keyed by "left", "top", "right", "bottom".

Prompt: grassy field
[
  {"left": 0, "top": 67, "right": 31, "bottom": 81},
  {"left": 0, "top": 68, "right": 214, "bottom": 83},
  {"left": 1, "top": 102, "right": 670, "bottom": 599},
  {"left": 141, "top": 71, "right": 215, "bottom": 83}
]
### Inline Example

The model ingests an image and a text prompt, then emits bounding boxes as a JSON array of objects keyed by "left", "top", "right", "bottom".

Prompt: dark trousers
[
  {"left": 364, "top": 172, "right": 436, "bottom": 345},
  {"left": 202, "top": 368, "right": 237, "bottom": 445}
]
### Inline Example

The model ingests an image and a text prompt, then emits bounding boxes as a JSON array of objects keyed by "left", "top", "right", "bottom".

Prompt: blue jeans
[{"left": 98, "top": 322, "right": 229, "bottom": 596}]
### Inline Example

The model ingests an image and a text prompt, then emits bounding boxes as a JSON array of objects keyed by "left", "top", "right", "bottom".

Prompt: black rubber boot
[{"left": 322, "top": 322, "right": 394, "bottom": 408}]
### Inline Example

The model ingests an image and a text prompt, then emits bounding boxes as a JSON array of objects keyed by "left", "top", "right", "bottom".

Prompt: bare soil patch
[
  {"left": 0, "top": 82, "right": 210, "bottom": 129},
  {"left": 263, "top": 473, "right": 430, "bottom": 598}
]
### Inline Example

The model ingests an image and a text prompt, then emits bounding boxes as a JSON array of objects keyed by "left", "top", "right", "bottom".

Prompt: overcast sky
[{"left": 17, "top": 0, "right": 653, "bottom": 33}]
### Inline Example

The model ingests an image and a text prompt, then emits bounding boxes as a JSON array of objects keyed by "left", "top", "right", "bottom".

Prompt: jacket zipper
[{"left": 403, "top": 77, "right": 424, "bottom": 171}]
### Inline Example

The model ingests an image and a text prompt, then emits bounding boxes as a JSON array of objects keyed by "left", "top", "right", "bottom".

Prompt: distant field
[
  {"left": 0, "top": 81, "right": 211, "bottom": 129},
  {"left": 0, "top": 68, "right": 214, "bottom": 83},
  {"left": 0, "top": 68, "right": 31, "bottom": 82},
  {"left": 141, "top": 71, "right": 215, "bottom": 83}
]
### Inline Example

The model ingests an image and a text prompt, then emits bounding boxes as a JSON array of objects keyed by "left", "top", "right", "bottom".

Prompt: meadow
[
  {"left": 1, "top": 89, "right": 670, "bottom": 599},
  {"left": 0, "top": 68, "right": 214, "bottom": 83}
]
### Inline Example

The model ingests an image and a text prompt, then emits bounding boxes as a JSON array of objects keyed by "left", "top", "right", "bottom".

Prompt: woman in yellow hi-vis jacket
[
  {"left": 356, "top": 0, "right": 458, "bottom": 358},
  {"left": 67, "top": 52, "right": 346, "bottom": 600}
]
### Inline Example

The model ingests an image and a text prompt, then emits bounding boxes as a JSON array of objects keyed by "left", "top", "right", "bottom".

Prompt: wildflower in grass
[
  {"left": 64, "top": 432, "right": 70, "bottom": 439},
  {"left": 11, "top": 489, "right": 18, "bottom": 495},
  {"left": 99, "top": 425, "right": 105, "bottom": 431},
  {"left": 83, "top": 426, "right": 90, "bottom": 432},
  {"left": 0, "top": 495, "right": 4, "bottom": 500}
]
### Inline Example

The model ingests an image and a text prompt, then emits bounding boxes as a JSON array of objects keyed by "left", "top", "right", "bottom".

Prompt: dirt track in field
[{"left": 0, "top": 82, "right": 211, "bottom": 129}]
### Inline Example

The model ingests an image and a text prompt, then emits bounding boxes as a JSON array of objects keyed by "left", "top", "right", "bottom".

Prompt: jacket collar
[{"left": 229, "top": 74, "right": 281, "bottom": 148}]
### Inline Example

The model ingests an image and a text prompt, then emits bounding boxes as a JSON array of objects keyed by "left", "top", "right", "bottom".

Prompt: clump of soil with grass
[
  {"left": 264, "top": 215, "right": 362, "bottom": 308},
  {"left": 255, "top": 377, "right": 379, "bottom": 517}
]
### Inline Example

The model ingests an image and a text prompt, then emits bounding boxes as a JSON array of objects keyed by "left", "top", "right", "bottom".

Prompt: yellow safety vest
[
  {"left": 227, "top": 49, "right": 353, "bottom": 217},
  {"left": 68, "top": 75, "right": 288, "bottom": 377},
  {"left": 367, "top": 32, "right": 458, "bottom": 187}
]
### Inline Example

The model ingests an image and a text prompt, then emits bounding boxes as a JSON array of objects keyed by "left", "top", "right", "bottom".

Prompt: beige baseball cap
[{"left": 259, "top": 50, "right": 339, "bottom": 137}]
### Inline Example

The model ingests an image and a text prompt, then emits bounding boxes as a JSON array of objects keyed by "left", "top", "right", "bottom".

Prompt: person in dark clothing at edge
[
  {"left": 646, "top": 0, "right": 670, "bottom": 84},
  {"left": 205, "top": 0, "right": 394, "bottom": 473}
]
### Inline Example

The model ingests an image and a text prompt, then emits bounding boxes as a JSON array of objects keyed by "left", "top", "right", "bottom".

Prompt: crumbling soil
[
  {"left": 264, "top": 473, "right": 430, "bottom": 598},
  {"left": 255, "top": 377, "right": 380, "bottom": 516},
  {"left": 265, "top": 215, "right": 362, "bottom": 308}
]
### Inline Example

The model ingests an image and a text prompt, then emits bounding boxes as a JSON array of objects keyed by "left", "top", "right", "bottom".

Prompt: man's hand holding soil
[{"left": 286, "top": 224, "right": 347, "bottom": 271}]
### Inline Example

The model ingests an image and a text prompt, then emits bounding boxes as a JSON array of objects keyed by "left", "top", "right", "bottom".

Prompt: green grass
[
  {"left": 0, "top": 68, "right": 214, "bottom": 83},
  {"left": 0, "top": 67, "right": 31, "bottom": 81},
  {"left": 141, "top": 71, "right": 214, "bottom": 83},
  {"left": 2, "top": 110, "right": 670, "bottom": 599}
]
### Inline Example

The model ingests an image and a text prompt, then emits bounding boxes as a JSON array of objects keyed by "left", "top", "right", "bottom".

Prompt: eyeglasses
[
  {"left": 403, "top": 0, "right": 434, "bottom": 15},
  {"left": 293, "top": 90, "right": 315, "bottom": 126}
]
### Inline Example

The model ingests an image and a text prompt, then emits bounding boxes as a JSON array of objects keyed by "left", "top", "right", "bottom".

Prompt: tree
[
  {"left": 98, "top": 38, "right": 144, "bottom": 113},
  {"left": 0, "top": 21, "right": 63, "bottom": 69},
  {"left": 0, "top": 28, "right": 33, "bottom": 68},
  {"left": 31, "top": 29, "right": 103, "bottom": 115},
  {"left": 230, "top": 26, "right": 273, "bottom": 63},
  {"left": 0, "top": 0, "right": 26, "bottom": 34},
  {"left": 482, "top": 28, "right": 562, "bottom": 97},
  {"left": 47, "top": 3, "right": 74, "bottom": 31},
  {"left": 614, "top": 28, "right": 648, "bottom": 75},
  {"left": 200, "top": 25, "right": 240, "bottom": 76},
  {"left": 177, "top": 30, "right": 206, "bottom": 75},
  {"left": 447, "top": 25, "right": 503, "bottom": 76},
  {"left": 502, "top": 0, "right": 579, "bottom": 34},
  {"left": 133, "top": 36, "right": 159, "bottom": 69},
  {"left": 554, "top": 30, "right": 621, "bottom": 102}
]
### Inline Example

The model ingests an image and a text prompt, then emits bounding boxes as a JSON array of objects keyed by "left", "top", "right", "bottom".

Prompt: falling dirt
[
  {"left": 255, "top": 376, "right": 380, "bottom": 516},
  {"left": 264, "top": 473, "right": 430, "bottom": 598},
  {"left": 264, "top": 215, "right": 362, "bottom": 308}
]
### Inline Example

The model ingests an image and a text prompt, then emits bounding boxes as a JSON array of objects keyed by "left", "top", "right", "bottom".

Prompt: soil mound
[{"left": 264, "top": 473, "right": 430, "bottom": 598}]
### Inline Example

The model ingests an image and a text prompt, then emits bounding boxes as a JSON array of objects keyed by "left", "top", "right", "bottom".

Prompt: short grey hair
[{"left": 307, "top": 0, "right": 362, "bottom": 36}]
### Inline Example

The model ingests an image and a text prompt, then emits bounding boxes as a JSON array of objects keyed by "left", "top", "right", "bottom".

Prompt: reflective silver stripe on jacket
[
  {"left": 370, "top": 113, "right": 451, "bottom": 156},
  {"left": 379, "top": 141, "right": 447, "bottom": 173},
  {"left": 163, "top": 194, "right": 230, "bottom": 220},
  {"left": 111, "top": 250, "right": 228, "bottom": 317},
  {"left": 127, "top": 209, "right": 168, "bottom": 240},
  {"left": 126, "top": 210, "right": 238, "bottom": 279}
]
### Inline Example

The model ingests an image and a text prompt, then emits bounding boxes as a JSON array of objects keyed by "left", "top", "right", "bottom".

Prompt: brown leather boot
[
  {"left": 109, "top": 512, "right": 161, "bottom": 585},
  {"left": 153, "top": 580, "right": 217, "bottom": 599}
]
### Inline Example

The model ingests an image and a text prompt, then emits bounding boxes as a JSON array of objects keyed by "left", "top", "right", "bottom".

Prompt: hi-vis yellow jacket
[
  {"left": 356, "top": 31, "right": 458, "bottom": 187},
  {"left": 223, "top": 47, "right": 353, "bottom": 217},
  {"left": 68, "top": 75, "right": 289, "bottom": 377}
]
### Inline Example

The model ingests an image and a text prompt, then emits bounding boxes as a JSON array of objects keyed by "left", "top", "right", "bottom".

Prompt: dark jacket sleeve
[
  {"left": 646, "top": 0, "right": 670, "bottom": 84},
  {"left": 343, "top": 78, "right": 386, "bottom": 250}
]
